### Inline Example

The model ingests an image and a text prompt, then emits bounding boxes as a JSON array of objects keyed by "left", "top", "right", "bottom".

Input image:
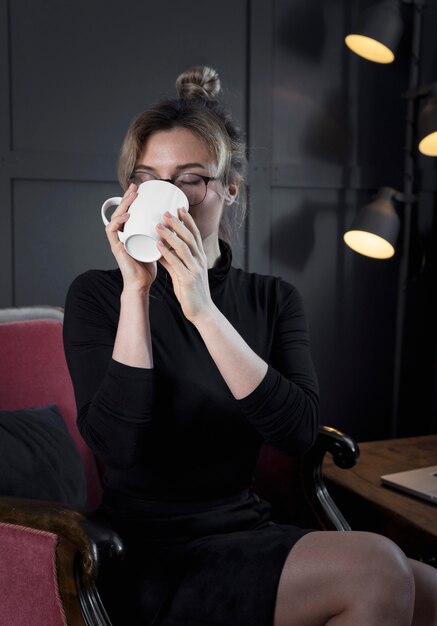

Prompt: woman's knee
[
  {"left": 291, "top": 530, "right": 412, "bottom": 576},
  {"left": 360, "top": 533, "right": 415, "bottom": 602},
  {"left": 409, "top": 558, "right": 437, "bottom": 625},
  {"left": 281, "top": 531, "right": 415, "bottom": 621}
]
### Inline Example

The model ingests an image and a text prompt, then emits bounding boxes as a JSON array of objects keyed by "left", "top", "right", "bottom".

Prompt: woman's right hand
[{"left": 105, "top": 183, "right": 157, "bottom": 293}]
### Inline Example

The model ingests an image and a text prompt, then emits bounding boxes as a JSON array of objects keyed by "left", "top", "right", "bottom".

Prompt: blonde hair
[{"left": 118, "top": 66, "right": 247, "bottom": 243}]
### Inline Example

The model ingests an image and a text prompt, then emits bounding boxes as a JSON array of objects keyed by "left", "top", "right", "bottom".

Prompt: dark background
[{"left": 1, "top": 0, "right": 437, "bottom": 443}]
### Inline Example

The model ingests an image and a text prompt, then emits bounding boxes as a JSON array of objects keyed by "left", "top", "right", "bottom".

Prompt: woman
[{"left": 64, "top": 66, "right": 437, "bottom": 626}]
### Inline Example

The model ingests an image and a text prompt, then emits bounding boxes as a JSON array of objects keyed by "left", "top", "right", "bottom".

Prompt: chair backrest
[
  {"left": 0, "top": 307, "right": 102, "bottom": 510},
  {"left": 0, "top": 307, "right": 319, "bottom": 523},
  {"left": 255, "top": 442, "right": 313, "bottom": 527}
]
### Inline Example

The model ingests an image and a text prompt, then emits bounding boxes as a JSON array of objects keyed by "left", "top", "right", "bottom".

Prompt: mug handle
[{"left": 101, "top": 197, "right": 126, "bottom": 242}]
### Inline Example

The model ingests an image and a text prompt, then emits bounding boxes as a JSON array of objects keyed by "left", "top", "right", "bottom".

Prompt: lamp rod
[
  {"left": 393, "top": 191, "right": 417, "bottom": 202},
  {"left": 402, "top": 82, "right": 436, "bottom": 100},
  {"left": 391, "top": 0, "right": 425, "bottom": 437}
]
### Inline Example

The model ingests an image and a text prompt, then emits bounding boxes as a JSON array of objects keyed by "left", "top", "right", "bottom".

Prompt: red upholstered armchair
[
  {"left": 0, "top": 307, "right": 123, "bottom": 626},
  {"left": 0, "top": 306, "right": 358, "bottom": 626}
]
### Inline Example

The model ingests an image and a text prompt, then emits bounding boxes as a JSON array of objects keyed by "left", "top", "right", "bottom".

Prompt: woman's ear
[{"left": 224, "top": 184, "right": 238, "bottom": 206}]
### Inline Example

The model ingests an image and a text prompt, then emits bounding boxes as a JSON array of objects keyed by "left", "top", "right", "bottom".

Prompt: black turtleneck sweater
[{"left": 63, "top": 242, "right": 319, "bottom": 503}]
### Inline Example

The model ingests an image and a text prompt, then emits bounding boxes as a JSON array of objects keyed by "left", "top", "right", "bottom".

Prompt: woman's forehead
[
  {"left": 142, "top": 128, "right": 211, "bottom": 160},
  {"left": 139, "top": 128, "right": 213, "bottom": 165}
]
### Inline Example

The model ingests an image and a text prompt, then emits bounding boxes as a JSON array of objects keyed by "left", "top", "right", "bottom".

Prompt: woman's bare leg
[
  {"left": 273, "top": 531, "right": 415, "bottom": 626},
  {"left": 409, "top": 558, "right": 437, "bottom": 626}
]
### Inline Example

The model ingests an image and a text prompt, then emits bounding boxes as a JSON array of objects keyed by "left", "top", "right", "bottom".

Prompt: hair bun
[{"left": 176, "top": 66, "right": 221, "bottom": 101}]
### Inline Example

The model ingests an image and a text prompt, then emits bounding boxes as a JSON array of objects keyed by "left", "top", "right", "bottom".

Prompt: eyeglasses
[{"left": 129, "top": 171, "right": 218, "bottom": 206}]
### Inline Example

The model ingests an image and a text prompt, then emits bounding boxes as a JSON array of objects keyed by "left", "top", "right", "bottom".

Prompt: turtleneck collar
[{"left": 208, "top": 240, "right": 232, "bottom": 284}]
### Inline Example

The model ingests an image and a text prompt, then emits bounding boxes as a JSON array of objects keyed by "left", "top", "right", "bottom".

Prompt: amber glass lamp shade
[
  {"left": 344, "top": 188, "right": 400, "bottom": 259},
  {"left": 418, "top": 87, "right": 437, "bottom": 156},
  {"left": 345, "top": 0, "right": 403, "bottom": 64}
]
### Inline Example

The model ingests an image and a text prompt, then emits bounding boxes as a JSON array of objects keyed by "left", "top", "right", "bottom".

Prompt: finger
[
  {"left": 112, "top": 183, "right": 138, "bottom": 218},
  {"left": 157, "top": 254, "right": 173, "bottom": 276},
  {"left": 177, "top": 207, "right": 204, "bottom": 250},
  {"left": 105, "top": 213, "right": 129, "bottom": 249},
  {"left": 162, "top": 210, "right": 199, "bottom": 255},
  {"left": 106, "top": 184, "right": 137, "bottom": 248},
  {"left": 157, "top": 240, "right": 190, "bottom": 276},
  {"left": 107, "top": 212, "right": 130, "bottom": 230},
  {"left": 158, "top": 254, "right": 182, "bottom": 294},
  {"left": 156, "top": 223, "right": 197, "bottom": 272}
]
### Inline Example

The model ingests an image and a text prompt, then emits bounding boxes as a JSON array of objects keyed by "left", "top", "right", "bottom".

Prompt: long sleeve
[
  {"left": 63, "top": 271, "right": 154, "bottom": 469},
  {"left": 237, "top": 280, "right": 319, "bottom": 456},
  {"left": 62, "top": 246, "right": 320, "bottom": 501}
]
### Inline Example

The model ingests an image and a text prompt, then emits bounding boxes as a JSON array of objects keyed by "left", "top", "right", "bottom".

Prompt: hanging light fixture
[
  {"left": 417, "top": 83, "right": 437, "bottom": 156},
  {"left": 343, "top": 187, "right": 401, "bottom": 259},
  {"left": 345, "top": 0, "right": 404, "bottom": 64}
]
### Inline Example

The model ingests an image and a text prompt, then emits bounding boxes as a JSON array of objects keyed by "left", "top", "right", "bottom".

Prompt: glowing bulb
[
  {"left": 345, "top": 34, "right": 395, "bottom": 64},
  {"left": 343, "top": 230, "right": 395, "bottom": 259},
  {"left": 418, "top": 131, "right": 437, "bottom": 156}
]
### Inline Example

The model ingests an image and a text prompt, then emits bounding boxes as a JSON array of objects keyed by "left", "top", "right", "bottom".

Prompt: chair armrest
[
  {"left": 301, "top": 425, "right": 360, "bottom": 531},
  {"left": 0, "top": 496, "right": 124, "bottom": 579},
  {"left": 0, "top": 497, "right": 123, "bottom": 625}
]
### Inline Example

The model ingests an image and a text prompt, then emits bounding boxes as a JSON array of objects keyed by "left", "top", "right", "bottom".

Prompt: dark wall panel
[
  {"left": 3, "top": 0, "right": 248, "bottom": 307},
  {"left": 273, "top": 0, "right": 348, "bottom": 164},
  {"left": 270, "top": 187, "right": 339, "bottom": 422},
  {"left": 13, "top": 180, "right": 119, "bottom": 306},
  {"left": 10, "top": 0, "right": 247, "bottom": 155}
]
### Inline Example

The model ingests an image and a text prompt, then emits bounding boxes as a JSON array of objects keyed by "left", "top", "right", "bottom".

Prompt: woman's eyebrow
[
  {"left": 134, "top": 162, "right": 207, "bottom": 172},
  {"left": 175, "top": 162, "right": 206, "bottom": 170}
]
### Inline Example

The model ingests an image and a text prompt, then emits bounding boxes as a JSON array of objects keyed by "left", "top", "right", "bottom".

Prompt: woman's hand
[
  {"left": 105, "top": 183, "right": 157, "bottom": 293},
  {"left": 156, "top": 208, "right": 214, "bottom": 322}
]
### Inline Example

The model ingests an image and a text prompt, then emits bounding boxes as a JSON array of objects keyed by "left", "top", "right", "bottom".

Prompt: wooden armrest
[
  {"left": 0, "top": 496, "right": 124, "bottom": 579},
  {"left": 301, "top": 426, "right": 360, "bottom": 531}
]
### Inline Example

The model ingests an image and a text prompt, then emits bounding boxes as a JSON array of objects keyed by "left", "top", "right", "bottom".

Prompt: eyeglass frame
[{"left": 128, "top": 171, "right": 220, "bottom": 206}]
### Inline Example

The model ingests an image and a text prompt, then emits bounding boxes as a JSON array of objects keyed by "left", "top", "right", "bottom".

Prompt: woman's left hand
[{"left": 156, "top": 208, "right": 214, "bottom": 323}]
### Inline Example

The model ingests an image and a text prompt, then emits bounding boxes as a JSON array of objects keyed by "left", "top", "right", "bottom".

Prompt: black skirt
[{"left": 96, "top": 489, "right": 313, "bottom": 626}]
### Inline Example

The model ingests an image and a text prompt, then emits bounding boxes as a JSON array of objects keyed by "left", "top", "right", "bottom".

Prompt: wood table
[{"left": 323, "top": 435, "right": 437, "bottom": 566}]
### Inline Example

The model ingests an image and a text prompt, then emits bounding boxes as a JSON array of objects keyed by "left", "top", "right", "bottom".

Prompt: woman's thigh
[
  {"left": 273, "top": 530, "right": 415, "bottom": 626},
  {"left": 408, "top": 558, "right": 437, "bottom": 626}
]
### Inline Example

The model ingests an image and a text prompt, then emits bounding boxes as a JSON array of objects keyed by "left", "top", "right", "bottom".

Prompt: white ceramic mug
[{"left": 101, "top": 180, "right": 189, "bottom": 262}]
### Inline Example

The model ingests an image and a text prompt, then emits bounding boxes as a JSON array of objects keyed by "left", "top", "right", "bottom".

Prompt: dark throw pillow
[{"left": 0, "top": 405, "right": 87, "bottom": 508}]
